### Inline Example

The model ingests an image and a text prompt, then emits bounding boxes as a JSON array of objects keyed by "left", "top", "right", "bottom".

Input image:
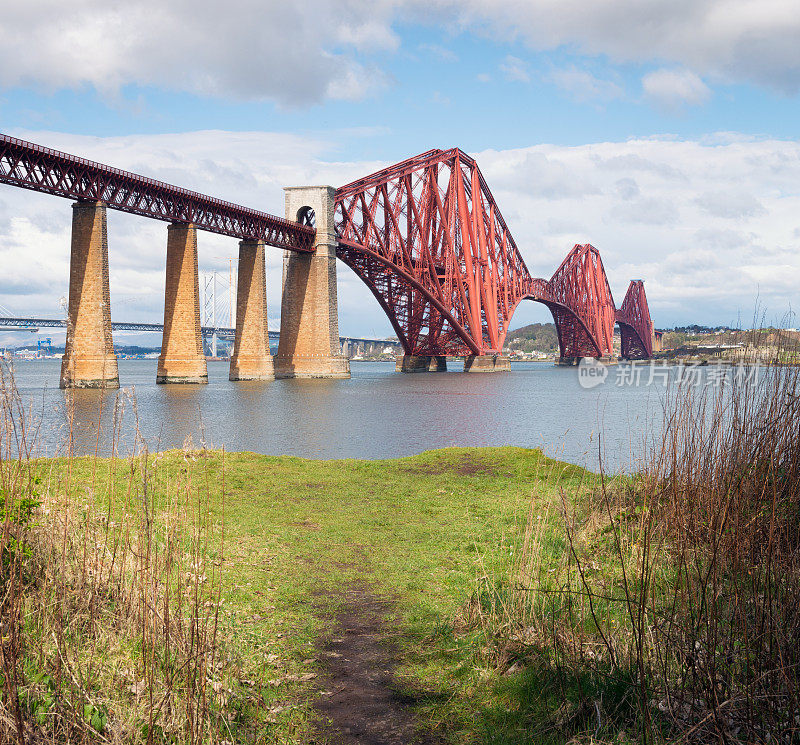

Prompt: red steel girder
[
  {"left": 335, "top": 147, "right": 648, "bottom": 360},
  {"left": 616, "top": 280, "right": 654, "bottom": 359},
  {"left": 547, "top": 244, "right": 617, "bottom": 359},
  {"left": 0, "top": 133, "right": 314, "bottom": 251},
  {"left": 0, "top": 134, "right": 655, "bottom": 357},
  {"left": 335, "top": 148, "right": 532, "bottom": 356}
]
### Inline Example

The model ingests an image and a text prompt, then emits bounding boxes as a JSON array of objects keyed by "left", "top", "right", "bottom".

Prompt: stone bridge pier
[
  {"left": 394, "top": 354, "right": 510, "bottom": 373},
  {"left": 395, "top": 355, "right": 448, "bottom": 372},
  {"left": 157, "top": 223, "right": 207, "bottom": 384},
  {"left": 58, "top": 189, "right": 349, "bottom": 388},
  {"left": 274, "top": 186, "right": 350, "bottom": 379},
  {"left": 60, "top": 200, "right": 119, "bottom": 389},
  {"left": 229, "top": 239, "right": 274, "bottom": 380}
]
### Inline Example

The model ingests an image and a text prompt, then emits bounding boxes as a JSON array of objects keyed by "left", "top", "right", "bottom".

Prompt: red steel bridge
[
  {"left": 336, "top": 149, "right": 652, "bottom": 360},
  {"left": 0, "top": 134, "right": 653, "bottom": 370}
]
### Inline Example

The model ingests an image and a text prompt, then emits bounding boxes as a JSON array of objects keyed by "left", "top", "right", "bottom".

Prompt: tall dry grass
[
  {"left": 476, "top": 345, "right": 800, "bottom": 742},
  {"left": 637, "top": 352, "right": 800, "bottom": 742},
  {"left": 0, "top": 363, "right": 235, "bottom": 744}
]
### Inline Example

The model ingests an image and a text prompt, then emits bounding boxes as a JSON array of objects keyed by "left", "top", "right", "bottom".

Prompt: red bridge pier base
[
  {"left": 274, "top": 186, "right": 350, "bottom": 379},
  {"left": 395, "top": 355, "right": 447, "bottom": 373},
  {"left": 229, "top": 239, "right": 274, "bottom": 381},
  {"left": 463, "top": 354, "right": 510, "bottom": 373},
  {"left": 60, "top": 200, "right": 119, "bottom": 389},
  {"left": 156, "top": 223, "right": 208, "bottom": 384}
]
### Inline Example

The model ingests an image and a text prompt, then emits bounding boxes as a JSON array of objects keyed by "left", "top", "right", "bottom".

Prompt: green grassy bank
[{"left": 4, "top": 446, "right": 602, "bottom": 744}]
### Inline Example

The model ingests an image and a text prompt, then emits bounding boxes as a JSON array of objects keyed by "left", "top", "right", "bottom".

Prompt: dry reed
[
  {"left": 473, "top": 336, "right": 800, "bottom": 743},
  {"left": 0, "top": 362, "right": 236, "bottom": 744}
]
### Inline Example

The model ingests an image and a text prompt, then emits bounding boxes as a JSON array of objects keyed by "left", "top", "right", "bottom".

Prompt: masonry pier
[
  {"left": 556, "top": 356, "right": 618, "bottom": 366},
  {"left": 229, "top": 239, "right": 274, "bottom": 380},
  {"left": 156, "top": 223, "right": 208, "bottom": 384},
  {"left": 60, "top": 200, "right": 119, "bottom": 389},
  {"left": 273, "top": 186, "right": 350, "bottom": 379},
  {"left": 395, "top": 354, "right": 447, "bottom": 372},
  {"left": 463, "top": 354, "right": 510, "bottom": 373}
]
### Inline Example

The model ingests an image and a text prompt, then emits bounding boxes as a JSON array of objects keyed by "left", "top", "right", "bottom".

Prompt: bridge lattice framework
[{"left": 0, "top": 133, "right": 653, "bottom": 387}]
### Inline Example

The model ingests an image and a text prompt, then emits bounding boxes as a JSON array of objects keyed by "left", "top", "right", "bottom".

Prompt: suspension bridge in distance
[{"left": 0, "top": 132, "right": 656, "bottom": 388}]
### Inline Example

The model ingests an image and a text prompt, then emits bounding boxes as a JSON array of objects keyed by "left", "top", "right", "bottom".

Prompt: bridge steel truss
[
  {"left": 616, "top": 280, "right": 654, "bottom": 359},
  {"left": 334, "top": 148, "right": 653, "bottom": 360},
  {"left": 0, "top": 133, "right": 654, "bottom": 362},
  {"left": 0, "top": 134, "right": 314, "bottom": 251}
]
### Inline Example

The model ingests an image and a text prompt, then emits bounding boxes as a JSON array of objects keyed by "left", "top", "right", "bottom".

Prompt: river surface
[{"left": 5, "top": 359, "right": 680, "bottom": 472}]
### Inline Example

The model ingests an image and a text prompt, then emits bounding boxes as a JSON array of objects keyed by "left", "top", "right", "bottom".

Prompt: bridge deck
[{"left": 0, "top": 133, "right": 314, "bottom": 251}]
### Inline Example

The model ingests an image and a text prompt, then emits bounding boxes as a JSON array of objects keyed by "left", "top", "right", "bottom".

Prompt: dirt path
[{"left": 312, "top": 586, "right": 442, "bottom": 745}]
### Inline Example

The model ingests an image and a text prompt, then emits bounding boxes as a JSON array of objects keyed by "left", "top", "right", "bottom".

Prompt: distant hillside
[{"left": 504, "top": 323, "right": 559, "bottom": 353}]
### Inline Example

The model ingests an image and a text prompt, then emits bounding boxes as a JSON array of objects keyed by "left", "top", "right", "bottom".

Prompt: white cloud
[
  {"left": 615, "top": 178, "right": 640, "bottom": 199},
  {"left": 499, "top": 55, "right": 530, "bottom": 82},
  {"left": 473, "top": 137, "right": 800, "bottom": 324},
  {"left": 2, "top": 1, "right": 800, "bottom": 105},
  {"left": 694, "top": 191, "right": 766, "bottom": 219},
  {"left": 608, "top": 197, "right": 679, "bottom": 226},
  {"left": 548, "top": 67, "right": 624, "bottom": 103},
  {"left": 325, "top": 62, "right": 391, "bottom": 102},
  {"left": 643, "top": 68, "right": 711, "bottom": 110},
  {"left": 1, "top": 129, "right": 800, "bottom": 332},
  {"left": 0, "top": 0, "right": 397, "bottom": 106},
  {"left": 484, "top": 151, "right": 600, "bottom": 199},
  {"left": 422, "top": 0, "right": 800, "bottom": 93},
  {"left": 334, "top": 18, "right": 400, "bottom": 53}
]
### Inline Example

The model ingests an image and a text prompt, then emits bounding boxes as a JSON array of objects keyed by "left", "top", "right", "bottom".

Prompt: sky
[{"left": 2, "top": 0, "right": 800, "bottom": 346}]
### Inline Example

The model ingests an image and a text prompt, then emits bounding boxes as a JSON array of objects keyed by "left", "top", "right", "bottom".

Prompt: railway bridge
[{"left": 0, "top": 133, "right": 654, "bottom": 388}]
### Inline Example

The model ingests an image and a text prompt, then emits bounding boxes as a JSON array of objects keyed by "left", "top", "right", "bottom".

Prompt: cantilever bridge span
[
  {"left": 0, "top": 133, "right": 653, "bottom": 388},
  {"left": 335, "top": 148, "right": 653, "bottom": 366}
]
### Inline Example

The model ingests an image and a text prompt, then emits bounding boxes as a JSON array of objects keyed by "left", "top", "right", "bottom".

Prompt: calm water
[{"left": 7, "top": 359, "right": 673, "bottom": 472}]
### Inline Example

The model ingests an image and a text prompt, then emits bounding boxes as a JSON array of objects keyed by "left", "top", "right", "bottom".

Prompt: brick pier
[
  {"left": 229, "top": 239, "right": 274, "bottom": 380},
  {"left": 156, "top": 223, "right": 208, "bottom": 384},
  {"left": 60, "top": 200, "right": 119, "bottom": 389},
  {"left": 273, "top": 186, "right": 350, "bottom": 379}
]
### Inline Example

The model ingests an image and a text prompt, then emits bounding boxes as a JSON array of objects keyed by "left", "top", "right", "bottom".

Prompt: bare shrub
[
  {"left": 638, "top": 348, "right": 800, "bottom": 742},
  {"left": 475, "top": 336, "right": 800, "bottom": 743}
]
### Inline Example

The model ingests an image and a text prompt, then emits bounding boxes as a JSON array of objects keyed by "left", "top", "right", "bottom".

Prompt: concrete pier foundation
[
  {"left": 557, "top": 356, "right": 618, "bottom": 366},
  {"left": 274, "top": 186, "right": 350, "bottom": 379},
  {"left": 229, "top": 239, "right": 274, "bottom": 381},
  {"left": 395, "top": 355, "right": 448, "bottom": 372},
  {"left": 60, "top": 201, "right": 119, "bottom": 389},
  {"left": 157, "top": 223, "right": 208, "bottom": 384},
  {"left": 463, "top": 354, "right": 510, "bottom": 372}
]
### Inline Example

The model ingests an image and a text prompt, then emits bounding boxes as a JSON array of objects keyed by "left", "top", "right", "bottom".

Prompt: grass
[
  {"left": 97, "top": 447, "right": 594, "bottom": 743},
  {"left": 3, "top": 429, "right": 599, "bottom": 743}
]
